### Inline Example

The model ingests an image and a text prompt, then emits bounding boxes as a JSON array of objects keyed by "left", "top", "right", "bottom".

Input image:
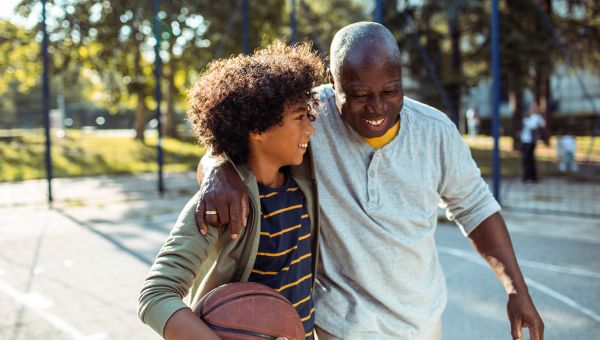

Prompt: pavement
[{"left": 1, "top": 172, "right": 599, "bottom": 339}]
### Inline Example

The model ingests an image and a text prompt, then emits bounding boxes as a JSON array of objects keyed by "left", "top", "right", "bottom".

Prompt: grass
[
  {"left": 1, "top": 130, "right": 598, "bottom": 182},
  {"left": 0, "top": 129, "right": 205, "bottom": 182}
]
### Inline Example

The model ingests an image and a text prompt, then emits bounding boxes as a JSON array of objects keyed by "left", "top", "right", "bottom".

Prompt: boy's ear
[{"left": 249, "top": 131, "right": 264, "bottom": 142}]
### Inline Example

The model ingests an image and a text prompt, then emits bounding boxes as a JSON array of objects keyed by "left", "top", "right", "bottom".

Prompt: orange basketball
[{"left": 193, "top": 282, "right": 306, "bottom": 340}]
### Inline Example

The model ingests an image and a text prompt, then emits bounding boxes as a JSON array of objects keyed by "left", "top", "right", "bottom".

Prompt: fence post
[{"left": 491, "top": 0, "right": 501, "bottom": 203}]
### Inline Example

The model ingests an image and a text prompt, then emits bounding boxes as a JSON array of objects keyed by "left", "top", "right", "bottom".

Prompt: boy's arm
[
  {"left": 195, "top": 153, "right": 249, "bottom": 239},
  {"left": 163, "top": 308, "right": 220, "bottom": 340},
  {"left": 468, "top": 212, "right": 544, "bottom": 340},
  {"left": 138, "top": 194, "right": 223, "bottom": 337}
]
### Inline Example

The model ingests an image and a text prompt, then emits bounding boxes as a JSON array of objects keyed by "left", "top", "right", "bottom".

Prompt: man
[{"left": 195, "top": 22, "right": 543, "bottom": 340}]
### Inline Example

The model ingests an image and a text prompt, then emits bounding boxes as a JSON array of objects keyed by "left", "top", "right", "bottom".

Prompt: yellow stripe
[
  {"left": 251, "top": 269, "right": 278, "bottom": 275},
  {"left": 259, "top": 192, "right": 278, "bottom": 198},
  {"left": 262, "top": 204, "right": 303, "bottom": 218},
  {"left": 301, "top": 213, "right": 309, "bottom": 219},
  {"left": 291, "top": 252, "right": 311, "bottom": 266},
  {"left": 251, "top": 253, "right": 312, "bottom": 276},
  {"left": 260, "top": 224, "right": 301, "bottom": 238},
  {"left": 277, "top": 273, "right": 312, "bottom": 292},
  {"left": 287, "top": 187, "right": 299, "bottom": 192},
  {"left": 305, "top": 331, "right": 313, "bottom": 337},
  {"left": 293, "top": 294, "right": 311, "bottom": 307},
  {"left": 257, "top": 245, "right": 297, "bottom": 257},
  {"left": 301, "top": 307, "right": 316, "bottom": 322},
  {"left": 298, "top": 232, "right": 311, "bottom": 241}
]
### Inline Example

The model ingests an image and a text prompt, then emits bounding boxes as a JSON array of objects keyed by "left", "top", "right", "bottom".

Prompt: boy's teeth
[
  {"left": 365, "top": 118, "right": 385, "bottom": 126},
  {"left": 298, "top": 143, "right": 308, "bottom": 148}
]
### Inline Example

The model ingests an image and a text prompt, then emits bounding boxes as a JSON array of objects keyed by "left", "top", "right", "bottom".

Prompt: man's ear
[{"left": 327, "top": 69, "right": 335, "bottom": 88}]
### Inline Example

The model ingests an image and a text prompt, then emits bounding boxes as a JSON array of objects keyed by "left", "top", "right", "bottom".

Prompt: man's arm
[
  {"left": 468, "top": 212, "right": 544, "bottom": 340},
  {"left": 195, "top": 153, "right": 248, "bottom": 239}
]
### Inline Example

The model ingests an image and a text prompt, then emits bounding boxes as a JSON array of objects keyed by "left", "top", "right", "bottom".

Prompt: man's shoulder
[
  {"left": 314, "top": 83, "right": 333, "bottom": 99},
  {"left": 403, "top": 97, "right": 456, "bottom": 131}
]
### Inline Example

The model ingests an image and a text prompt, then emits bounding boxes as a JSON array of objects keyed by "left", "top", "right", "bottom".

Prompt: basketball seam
[
  {"left": 205, "top": 323, "right": 280, "bottom": 340},
  {"left": 201, "top": 292, "right": 294, "bottom": 316}
]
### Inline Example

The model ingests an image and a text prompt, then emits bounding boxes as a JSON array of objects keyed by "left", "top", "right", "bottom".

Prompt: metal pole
[
  {"left": 153, "top": 0, "right": 164, "bottom": 195},
  {"left": 242, "top": 0, "right": 249, "bottom": 54},
  {"left": 42, "top": 0, "right": 52, "bottom": 203},
  {"left": 290, "top": 0, "right": 297, "bottom": 44},
  {"left": 374, "top": 0, "right": 383, "bottom": 24},
  {"left": 491, "top": 0, "right": 501, "bottom": 203}
]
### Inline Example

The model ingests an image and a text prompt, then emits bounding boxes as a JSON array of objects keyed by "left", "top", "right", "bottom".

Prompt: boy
[{"left": 138, "top": 42, "right": 323, "bottom": 339}]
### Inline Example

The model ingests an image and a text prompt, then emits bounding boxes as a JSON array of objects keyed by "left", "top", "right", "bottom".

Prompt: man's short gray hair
[{"left": 330, "top": 22, "right": 401, "bottom": 78}]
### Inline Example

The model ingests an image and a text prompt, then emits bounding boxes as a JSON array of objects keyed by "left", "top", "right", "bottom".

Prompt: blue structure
[
  {"left": 491, "top": 0, "right": 501, "bottom": 202},
  {"left": 153, "top": 0, "right": 164, "bottom": 195}
]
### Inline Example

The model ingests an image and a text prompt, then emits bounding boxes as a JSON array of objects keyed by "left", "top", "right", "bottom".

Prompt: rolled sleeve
[{"left": 440, "top": 127, "right": 501, "bottom": 235}]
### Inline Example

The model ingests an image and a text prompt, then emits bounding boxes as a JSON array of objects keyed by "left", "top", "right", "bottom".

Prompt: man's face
[{"left": 329, "top": 48, "right": 404, "bottom": 138}]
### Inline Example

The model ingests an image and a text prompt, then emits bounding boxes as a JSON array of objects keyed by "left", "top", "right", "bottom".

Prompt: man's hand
[
  {"left": 507, "top": 292, "right": 544, "bottom": 340},
  {"left": 195, "top": 158, "right": 249, "bottom": 239},
  {"left": 468, "top": 212, "right": 544, "bottom": 340}
]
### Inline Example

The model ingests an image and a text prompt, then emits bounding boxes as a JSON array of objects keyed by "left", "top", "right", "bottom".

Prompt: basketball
[{"left": 193, "top": 281, "right": 306, "bottom": 340}]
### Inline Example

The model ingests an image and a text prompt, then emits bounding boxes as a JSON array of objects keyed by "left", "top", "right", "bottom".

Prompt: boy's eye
[{"left": 308, "top": 113, "right": 316, "bottom": 122}]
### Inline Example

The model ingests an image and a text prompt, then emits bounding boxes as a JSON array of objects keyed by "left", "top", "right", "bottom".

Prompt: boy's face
[
  {"left": 329, "top": 47, "right": 404, "bottom": 138},
  {"left": 256, "top": 101, "right": 316, "bottom": 167}
]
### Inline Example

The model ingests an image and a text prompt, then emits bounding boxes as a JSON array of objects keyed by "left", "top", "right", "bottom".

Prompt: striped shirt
[{"left": 249, "top": 172, "right": 315, "bottom": 339}]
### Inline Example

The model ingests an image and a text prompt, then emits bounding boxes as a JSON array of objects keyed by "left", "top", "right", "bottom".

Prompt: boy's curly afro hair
[{"left": 187, "top": 41, "right": 324, "bottom": 164}]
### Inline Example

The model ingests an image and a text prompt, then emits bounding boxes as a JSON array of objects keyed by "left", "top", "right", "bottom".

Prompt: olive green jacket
[{"left": 137, "top": 150, "right": 320, "bottom": 337}]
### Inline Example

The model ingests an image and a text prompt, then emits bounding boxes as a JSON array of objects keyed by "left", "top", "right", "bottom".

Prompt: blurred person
[
  {"left": 138, "top": 42, "right": 324, "bottom": 339},
  {"left": 195, "top": 22, "right": 543, "bottom": 340},
  {"left": 556, "top": 130, "right": 578, "bottom": 173},
  {"left": 466, "top": 106, "right": 480, "bottom": 138},
  {"left": 520, "top": 104, "right": 547, "bottom": 183}
]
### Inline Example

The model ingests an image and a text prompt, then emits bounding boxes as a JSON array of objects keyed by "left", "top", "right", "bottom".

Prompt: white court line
[
  {"left": 0, "top": 279, "right": 107, "bottom": 340},
  {"left": 438, "top": 246, "right": 600, "bottom": 323},
  {"left": 439, "top": 246, "right": 600, "bottom": 279}
]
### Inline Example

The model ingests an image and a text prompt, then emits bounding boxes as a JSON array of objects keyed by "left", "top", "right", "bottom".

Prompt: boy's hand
[{"left": 195, "top": 161, "right": 249, "bottom": 239}]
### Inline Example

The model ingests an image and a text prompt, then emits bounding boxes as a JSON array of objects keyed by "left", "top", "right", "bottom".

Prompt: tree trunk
[
  {"left": 447, "top": 6, "right": 462, "bottom": 129},
  {"left": 510, "top": 89, "right": 524, "bottom": 151},
  {"left": 133, "top": 48, "right": 146, "bottom": 142},
  {"left": 135, "top": 93, "right": 146, "bottom": 142},
  {"left": 164, "top": 59, "right": 178, "bottom": 138}
]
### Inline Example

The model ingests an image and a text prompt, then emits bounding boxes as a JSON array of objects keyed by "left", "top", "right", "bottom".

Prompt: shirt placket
[{"left": 367, "top": 150, "right": 381, "bottom": 206}]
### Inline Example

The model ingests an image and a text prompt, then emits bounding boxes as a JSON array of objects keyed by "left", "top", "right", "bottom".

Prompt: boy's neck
[{"left": 246, "top": 155, "right": 285, "bottom": 188}]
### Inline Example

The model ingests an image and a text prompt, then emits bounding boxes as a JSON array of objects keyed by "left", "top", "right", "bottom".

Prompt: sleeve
[
  {"left": 137, "top": 192, "right": 223, "bottom": 336},
  {"left": 439, "top": 126, "right": 501, "bottom": 235}
]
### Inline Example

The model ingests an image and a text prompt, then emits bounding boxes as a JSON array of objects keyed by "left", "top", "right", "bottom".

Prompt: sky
[{"left": 1, "top": 0, "right": 20, "bottom": 19}]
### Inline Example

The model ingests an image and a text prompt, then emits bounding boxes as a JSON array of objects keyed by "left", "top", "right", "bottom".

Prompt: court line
[
  {"left": 0, "top": 279, "right": 107, "bottom": 340},
  {"left": 438, "top": 246, "right": 600, "bottom": 279},
  {"left": 438, "top": 246, "right": 600, "bottom": 323}
]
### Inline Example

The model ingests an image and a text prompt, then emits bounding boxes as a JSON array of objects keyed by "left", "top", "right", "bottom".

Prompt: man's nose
[{"left": 367, "top": 96, "right": 386, "bottom": 114}]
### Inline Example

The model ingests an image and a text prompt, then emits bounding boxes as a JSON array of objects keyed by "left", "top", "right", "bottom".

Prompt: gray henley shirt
[{"left": 311, "top": 85, "right": 501, "bottom": 339}]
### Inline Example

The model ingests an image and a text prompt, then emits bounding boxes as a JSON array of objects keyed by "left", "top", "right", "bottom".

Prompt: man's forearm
[
  {"left": 197, "top": 150, "right": 228, "bottom": 186},
  {"left": 468, "top": 212, "right": 528, "bottom": 295}
]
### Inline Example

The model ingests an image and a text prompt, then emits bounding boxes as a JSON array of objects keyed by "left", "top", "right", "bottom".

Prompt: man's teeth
[
  {"left": 298, "top": 143, "right": 308, "bottom": 148},
  {"left": 364, "top": 118, "right": 385, "bottom": 126}
]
